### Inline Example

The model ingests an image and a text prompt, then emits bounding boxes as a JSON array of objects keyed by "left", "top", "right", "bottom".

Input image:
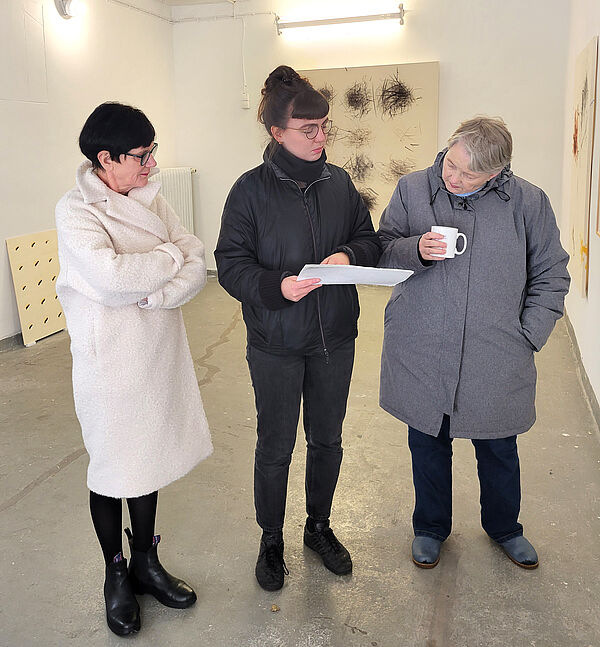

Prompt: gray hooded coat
[{"left": 378, "top": 150, "right": 570, "bottom": 439}]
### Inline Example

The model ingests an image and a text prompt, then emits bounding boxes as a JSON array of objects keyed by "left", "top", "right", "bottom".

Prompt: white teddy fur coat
[{"left": 55, "top": 161, "right": 213, "bottom": 497}]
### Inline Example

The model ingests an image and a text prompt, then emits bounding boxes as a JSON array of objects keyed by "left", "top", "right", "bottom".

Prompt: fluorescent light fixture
[
  {"left": 54, "top": 0, "right": 82, "bottom": 19},
  {"left": 276, "top": 3, "right": 404, "bottom": 35}
]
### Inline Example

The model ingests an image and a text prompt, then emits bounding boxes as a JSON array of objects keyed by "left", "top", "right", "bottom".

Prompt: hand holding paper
[
  {"left": 297, "top": 264, "right": 413, "bottom": 286},
  {"left": 282, "top": 275, "right": 321, "bottom": 301}
]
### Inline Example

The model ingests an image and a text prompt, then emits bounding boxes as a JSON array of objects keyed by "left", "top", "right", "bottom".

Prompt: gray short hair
[{"left": 447, "top": 116, "right": 512, "bottom": 174}]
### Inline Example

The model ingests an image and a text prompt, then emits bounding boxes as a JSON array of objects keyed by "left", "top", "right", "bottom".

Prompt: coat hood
[{"left": 427, "top": 148, "right": 513, "bottom": 206}]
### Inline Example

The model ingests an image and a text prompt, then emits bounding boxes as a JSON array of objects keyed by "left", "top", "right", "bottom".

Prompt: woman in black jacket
[{"left": 215, "top": 65, "right": 381, "bottom": 591}]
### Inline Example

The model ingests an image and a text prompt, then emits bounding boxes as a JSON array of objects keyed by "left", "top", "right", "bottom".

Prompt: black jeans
[
  {"left": 246, "top": 342, "right": 355, "bottom": 533},
  {"left": 408, "top": 415, "right": 523, "bottom": 543}
]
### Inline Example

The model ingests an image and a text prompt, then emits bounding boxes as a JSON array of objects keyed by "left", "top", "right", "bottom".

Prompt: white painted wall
[
  {"left": 0, "top": 0, "right": 176, "bottom": 340},
  {"left": 171, "top": 0, "right": 570, "bottom": 272},
  {"left": 561, "top": 0, "right": 600, "bottom": 404}
]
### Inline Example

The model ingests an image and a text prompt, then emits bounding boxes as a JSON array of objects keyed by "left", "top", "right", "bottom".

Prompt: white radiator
[{"left": 149, "top": 167, "right": 195, "bottom": 233}]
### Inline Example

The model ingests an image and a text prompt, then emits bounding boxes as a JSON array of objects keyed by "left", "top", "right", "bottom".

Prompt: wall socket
[{"left": 241, "top": 92, "right": 250, "bottom": 109}]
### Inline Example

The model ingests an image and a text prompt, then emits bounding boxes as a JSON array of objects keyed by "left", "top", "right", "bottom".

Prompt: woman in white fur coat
[{"left": 55, "top": 102, "right": 212, "bottom": 637}]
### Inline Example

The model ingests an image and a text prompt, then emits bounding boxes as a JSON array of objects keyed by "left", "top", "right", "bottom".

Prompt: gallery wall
[
  {"left": 0, "top": 0, "right": 177, "bottom": 340},
  {"left": 561, "top": 0, "right": 600, "bottom": 411}
]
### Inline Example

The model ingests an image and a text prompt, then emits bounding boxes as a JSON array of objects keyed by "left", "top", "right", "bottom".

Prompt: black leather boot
[
  {"left": 125, "top": 528, "right": 197, "bottom": 609},
  {"left": 104, "top": 553, "right": 141, "bottom": 636},
  {"left": 303, "top": 518, "right": 352, "bottom": 575},
  {"left": 255, "top": 531, "right": 288, "bottom": 591}
]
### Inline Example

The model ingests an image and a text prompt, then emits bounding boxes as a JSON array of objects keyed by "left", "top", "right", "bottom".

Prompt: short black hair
[{"left": 79, "top": 102, "right": 155, "bottom": 169}]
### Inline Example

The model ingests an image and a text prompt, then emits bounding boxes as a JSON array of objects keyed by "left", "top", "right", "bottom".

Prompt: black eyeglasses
[
  {"left": 125, "top": 142, "right": 158, "bottom": 166},
  {"left": 285, "top": 120, "right": 333, "bottom": 140}
]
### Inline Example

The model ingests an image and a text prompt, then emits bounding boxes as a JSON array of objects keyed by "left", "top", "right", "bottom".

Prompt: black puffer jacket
[{"left": 215, "top": 153, "right": 382, "bottom": 356}]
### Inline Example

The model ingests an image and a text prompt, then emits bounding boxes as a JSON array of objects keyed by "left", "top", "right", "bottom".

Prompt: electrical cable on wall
[
  {"left": 106, "top": 0, "right": 172, "bottom": 22},
  {"left": 230, "top": 0, "right": 250, "bottom": 109},
  {"left": 240, "top": 16, "right": 250, "bottom": 108},
  {"left": 105, "top": 0, "right": 275, "bottom": 26}
]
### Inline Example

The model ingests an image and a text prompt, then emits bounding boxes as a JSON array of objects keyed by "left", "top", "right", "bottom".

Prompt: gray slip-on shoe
[
  {"left": 498, "top": 535, "right": 539, "bottom": 569},
  {"left": 412, "top": 536, "right": 442, "bottom": 568}
]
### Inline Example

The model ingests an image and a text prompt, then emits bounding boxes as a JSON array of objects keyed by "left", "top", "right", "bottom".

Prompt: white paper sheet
[{"left": 296, "top": 264, "right": 413, "bottom": 286}]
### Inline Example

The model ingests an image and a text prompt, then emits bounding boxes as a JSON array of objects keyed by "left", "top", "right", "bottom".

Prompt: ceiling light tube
[{"left": 276, "top": 4, "right": 404, "bottom": 35}]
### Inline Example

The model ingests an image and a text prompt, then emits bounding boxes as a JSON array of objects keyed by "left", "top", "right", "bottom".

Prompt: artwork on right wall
[{"left": 570, "top": 36, "right": 598, "bottom": 297}]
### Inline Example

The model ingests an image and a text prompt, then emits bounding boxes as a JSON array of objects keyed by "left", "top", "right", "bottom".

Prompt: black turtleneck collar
[{"left": 269, "top": 142, "right": 327, "bottom": 185}]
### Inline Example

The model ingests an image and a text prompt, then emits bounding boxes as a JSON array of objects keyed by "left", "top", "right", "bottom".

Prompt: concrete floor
[{"left": 1, "top": 278, "right": 599, "bottom": 647}]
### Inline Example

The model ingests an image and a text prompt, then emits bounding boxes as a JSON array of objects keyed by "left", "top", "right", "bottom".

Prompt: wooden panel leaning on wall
[{"left": 6, "top": 230, "right": 64, "bottom": 347}]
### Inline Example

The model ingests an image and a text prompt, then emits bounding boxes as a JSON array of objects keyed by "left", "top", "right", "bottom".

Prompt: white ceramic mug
[{"left": 431, "top": 226, "right": 467, "bottom": 258}]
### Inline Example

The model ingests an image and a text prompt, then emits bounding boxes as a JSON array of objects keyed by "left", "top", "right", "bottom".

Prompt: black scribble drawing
[
  {"left": 344, "top": 80, "right": 373, "bottom": 118},
  {"left": 393, "top": 125, "right": 421, "bottom": 154},
  {"left": 302, "top": 63, "right": 438, "bottom": 227},
  {"left": 378, "top": 72, "right": 419, "bottom": 117},
  {"left": 381, "top": 158, "right": 415, "bottom": 183},
  {"left": 318, "top": 83, "right": 336, "bottom": 103},
  {"left": 358, "top": 187, "right": 379, "bottom": 211},
  {"left": 344, "top": 153, "right": 374, "bottom": 182},
  {"left": 334, "top": 126, "right": 373, "bottom": 148}
]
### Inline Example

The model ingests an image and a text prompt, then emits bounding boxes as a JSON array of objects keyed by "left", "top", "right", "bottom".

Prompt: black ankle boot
[
  {"left": 125, "top": 528, "right": 197, "bottom": 609},
  {"left": 304, "top": 518, "right": 352, "bottom": 575},
  {"left": 255, "top": 531, "right": 288, "bottom": 591},
  {"left": 104, "top": 553, "right": 140, "bottom": 636}
]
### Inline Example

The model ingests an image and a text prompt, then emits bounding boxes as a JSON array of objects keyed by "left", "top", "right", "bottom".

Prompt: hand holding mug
[
  {"left": 426, "top": 226, "right": 468, "bottom": 260},
  {"left": 419, "top": 231, "right": 447, "bottom": 261}
]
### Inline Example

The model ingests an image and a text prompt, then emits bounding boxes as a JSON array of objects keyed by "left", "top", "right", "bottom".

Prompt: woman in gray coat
[{"left": 378, "top": 117, "right": 570, "bottom": 569}]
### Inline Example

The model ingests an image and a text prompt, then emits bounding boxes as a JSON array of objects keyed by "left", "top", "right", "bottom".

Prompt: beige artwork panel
[
  {"left": 301, "top": 61, "right": 439, "bottom": 223},
  {"left": 569, "top": 36, "right": 598, "bottom": 297},
  {"left": 6, "top": 229, "right": 64, "bottom": 347}
]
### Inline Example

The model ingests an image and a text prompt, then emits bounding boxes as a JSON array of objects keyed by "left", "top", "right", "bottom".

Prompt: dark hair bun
[
  {"left": 263, "top": 65, "right": 302, "bottom": 94},
  {"left": 257, "top": 64, "right": 327, "bottom": 136}
]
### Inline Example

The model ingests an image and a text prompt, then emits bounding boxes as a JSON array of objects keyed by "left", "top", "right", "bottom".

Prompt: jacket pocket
[
  {"left": 243, "top": 306, "right": 283, "bottom": 347},
  {"left": 513, "top": 321, "right": 535, "bottom": 352},
  {"left": 259, "top": 308, "right": 283, "bottom": 346}
]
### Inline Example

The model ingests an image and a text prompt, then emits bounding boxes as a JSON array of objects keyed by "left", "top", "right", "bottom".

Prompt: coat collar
[
  {"left": 427, "top": 148, "right": 513, "bottom": 205},
  {"left": 263, "top": 148, "right": 332, "bottom": 184},
  {"left": 76, "top": 161, "right": 167, "bottom": 240}
]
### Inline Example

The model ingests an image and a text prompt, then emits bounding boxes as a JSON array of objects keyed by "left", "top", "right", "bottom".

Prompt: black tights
[{"left": 89, "top": 490, "right": 158, "bottom": 565}]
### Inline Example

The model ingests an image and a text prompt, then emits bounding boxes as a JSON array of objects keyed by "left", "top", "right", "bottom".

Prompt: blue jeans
[
  {"left": 408, "top": 415, "right": 523, "bottom": 543},
  {"left": 246, "top": 342, "right": 355, "bottom": 533}
]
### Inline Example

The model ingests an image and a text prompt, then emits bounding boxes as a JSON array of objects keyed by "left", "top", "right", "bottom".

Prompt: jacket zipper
[{"left": 281, "top": 176, "right": 330, "bottom": 363}]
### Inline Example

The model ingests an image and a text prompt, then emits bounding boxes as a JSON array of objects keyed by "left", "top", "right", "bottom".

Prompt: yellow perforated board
[{"left": 6, "top": 230, "right": 64, "bottom": 347}]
